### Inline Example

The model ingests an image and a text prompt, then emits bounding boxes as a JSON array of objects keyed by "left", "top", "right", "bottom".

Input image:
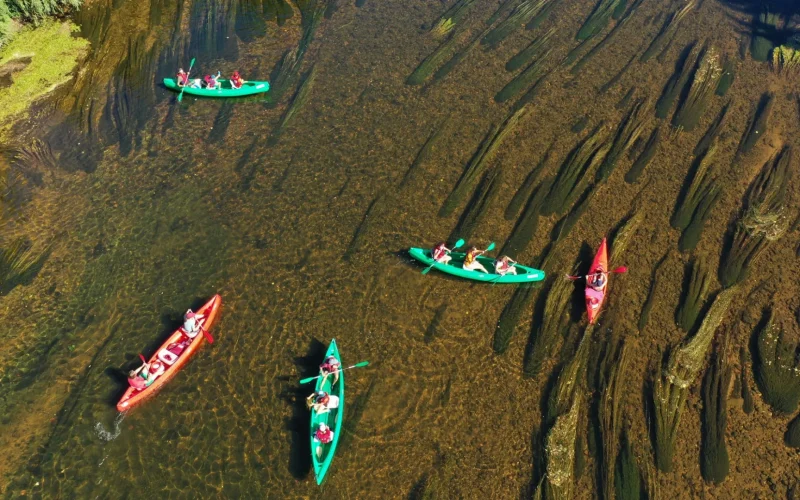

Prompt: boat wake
[{"left": 95, "top": 412, "right": 125, "bottom": 442}]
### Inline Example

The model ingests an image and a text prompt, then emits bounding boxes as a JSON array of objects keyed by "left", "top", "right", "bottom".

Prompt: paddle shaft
[
  {"left": 566, "top": 266, "right": 627, "bottom": 281},
  {"left": 299, "top": 361, "right": 369, "bottom": 384},
  {"left": 177, "top": 57, "right": 196, "bottom": 102},
  {"left": 421, "top": 239, "right": 464, "bottom": 275},
  {"left": 490, "top": 261, "right": 517, "bottom": 285}
]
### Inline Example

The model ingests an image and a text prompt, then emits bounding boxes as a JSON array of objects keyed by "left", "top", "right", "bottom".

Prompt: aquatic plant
[
  {"left": 506, "top": 27, "right": 555, "bottom": 72},
  {"left": 771, "top": 45, "right": 800, "bottom": 75},
  {"left": 0, "top": 237, "right": 45, "bottom": 293},
  {"left": 676, "top": 256, "right": 712, "bottom": 332},
  {"left": 494, "top": 285, "right": 537, "bottom": 355},
  {"left": 615, "top": 429, "right": 641, "bottom": 500},
  {"left": 610, "top": 210, "right": 644, "bottom": 267},
  {"left": 271, "top": 64, "right": 317, "bottom": 144},
  {"left": 786, "top": 415, "right": 800, "bottom": 449},
  {"left": 598, "top": 53, "right": 637, "bottom": 94},
  {"left": 344, "top": 189, "right": 387, "bottom": 261},
  {"left": 599, "top": 337, "right": 631, "bottom": 500},
  {"left": 694, "top": 103, "right": 730, "bottom": 158},
  {"left": 482, "top": 0, "right": 554, "bottom": 49},
  {"left": 425, "top": 303, "right": 448, "bottom": 344},
  {"left": 715, "top": 58, "right": 735, "bottom": 96},
  {"left": 576, "top": 0, "right": 625, "bottom": 41},
  {"left": 268, "top": 46, "right": 304, "bottom": 107},
  {"left": 523, "top": 271, "right": 574, "bottom": 378},
  {"left": 504, "top": 142, "right": 553, "bottom": 220},
  {"left": 737, "top": 92, "right": 773, "bottom": 156},
  {"left": 624, "top": 126, "right": 661, "bottom": 184},
  {"left": 542, "top": 126, "right": 608, "bottom": 216},
  {"left": 429, "top": 0, "right": 477, "bottom": 38},
  {"left": 701, "top": 341, "right": 731, "bottom": 484},
  {"left": 544, "top": 395, "right": 581, "bottom": 500},
  {"left": 571, "top": 0, "right": 645, "bottom": 75},
  {"left": 640, "top": 0, "right": 697, "bottom": 62},
  {"left": 719, "top": 147, "right": 792, "bottom": 288},
  {"left": 653, "top": 286, "right": 737, "bottom": 472},
  {"left": 597, "top": 99, "right": 646, "bottom": 182},
  {"left": 495, "top": 46, "right": 553, "bottom": 103},
  {"left": 440, "top": 106, "right": 528, "bottom": 217},
  {"left": 450, "top": 166, "right": 502, "bottom": 244},
  {"left": 399, "top": 116, "right": 450, "bottom": 188},
  {"left": 638, "top": 252, "right": 669, "bottom": 331},
  {"left": 672, "top": 46, "right": 723, "bottom": 132},
  {"left": 552, "top": 186, "right": 599, "bottom": 245},
  {"left": 407, "top": 31, "right": 462, "bottom": 86},
  {"left": 655, "top": 44, "right": 697, "bottom": 120},
  {"left": 740, "top": 346, "right": 754, "bottom": 414},
  {"left": 754, "top": 308, "right": 800, "bottom": 414},
  {"left": 433, "top": 27, "right": 489, "bottom": 83},
  {"left": 671, "top": 141, "right": 721, "bottom": 252},
  {"left": 549, "top": 328, "right": 591, "bottom": 420},
  {"left": 750, "top": 11, "right": 780, "bottom": 62},
  {"left": 502, "top": 176, "right": 553, "bottom": 257}
]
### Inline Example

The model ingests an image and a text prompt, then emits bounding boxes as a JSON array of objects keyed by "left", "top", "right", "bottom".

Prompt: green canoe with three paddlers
[
  {"left": 163, "top": 78, "right": 270, "bottom": 97},
  {"left": 309, "top": 339, "right": 345, "bottom": 485},
  {"left": 409, "top": 240, "right": 546, "bottom": 283}
]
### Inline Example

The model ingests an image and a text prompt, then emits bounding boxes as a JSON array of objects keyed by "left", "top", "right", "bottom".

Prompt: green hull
[
  {"left": 409, "top": 247, "right": 546, "bottom": 283},
  {"left": 163, "top": 78, "right": 270, "bottom": 97},
  {"left": 310, "top": 339, "right": 344, "bottom": 485}
]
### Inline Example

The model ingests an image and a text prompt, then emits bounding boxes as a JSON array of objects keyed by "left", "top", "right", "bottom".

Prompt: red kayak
[
  {"left": 585, "top": 238, "right": 608, "bottom": 324},
  {"left": 117, "top": 294, "right": 222, "bottom": 412}
]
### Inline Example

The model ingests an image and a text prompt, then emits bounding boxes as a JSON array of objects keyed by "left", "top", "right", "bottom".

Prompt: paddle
[
  {"left": 177, "top": 57, "right": 196, "bottom": 103},
  {"left": 490, "top": 260, "right": 517, "bottom": 285},
  {"left": 421, "top": 238, "right": 465, "bottom": 275},
  {"left": 298, "top": 361, "right": 370, "bottom": 384},
  {"left": 199, "top": 323, "right": 214, "bottom": 344},
  {"left": 565, "top": 266, "right": 628, "bottom": 281}
]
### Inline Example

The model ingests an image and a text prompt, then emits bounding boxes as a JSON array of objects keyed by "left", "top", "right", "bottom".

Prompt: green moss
[
  {"left": 786, "top": 415, "right": 800, "bottom": 448},
  {"left": 0, "top": 21, "right": 88, "bottom": 128}
]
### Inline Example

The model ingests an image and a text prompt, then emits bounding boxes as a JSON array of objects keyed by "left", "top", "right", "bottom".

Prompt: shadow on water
[{"left": 278, "top": 338, "right": 328, "bottom": 479}]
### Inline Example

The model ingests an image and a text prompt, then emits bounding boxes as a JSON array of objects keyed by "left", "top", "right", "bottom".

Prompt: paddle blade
[
  {"left": 299, "top": 375, "right": 318, "bottom": 384},
  {"left": 202, "top": 327, "right": 214, "bottom": 344},
  {"left": 613, "top": 266, "right": 628, "bottom": 273},
  {"left": 139, "top": 354, "right": 147, "bottom": 363},
  {"left": 421, "top": 265, "right": 433, "bottom": 275},
  {"left": 565, "top": 274, "right": 580, "bottom": 281},
  {"left": 486, "top": 242, "right": 496, "bottom": 252},
  {"left": 351, "top": 361, "right": 370, "bottom": 368},
  {"left": 190, "top": 57, "right": 196, "bottom": 68},
  {"left": 453, "top": 238, "right": 465, "bottom": 249},
  {"left": 177, "top": 91, "right": 184, "bottom": 102}
]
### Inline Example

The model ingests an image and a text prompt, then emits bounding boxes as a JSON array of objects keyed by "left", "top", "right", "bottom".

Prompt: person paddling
[
  {"left": 204, "top": 71, "right": 221, "bottom": 89},
  {"left": 176, "top": 68, "right": 189, "bottom": 87},
  {"left": 313, "top": 423, "right": 334, "bottom": 456},
  {"left": 320, "top": 356, "right": 341, "bottom": 386},
  {"left": 306, "top": 390, "right": 340, "bottom": 414},
  {"left": 463, "top": 246, "right": 489, "bottom": 273},
  {"left": 587, "top": 267, "right": 607, "bottom": 291},
  {"left": 128, "top": 360, "right": 165, "bottom": 390},
  {"left": 494, "top": 255, "right": 517, "bottom": 276},
  {"left": 182, "top": 309, "right": 206, "bottom": 339},
  {"left": 230, "top": 71, "right": 245, "bottom": 89},
  {"left": 432, "top": 242, "right": 453, "bottom": 264}
]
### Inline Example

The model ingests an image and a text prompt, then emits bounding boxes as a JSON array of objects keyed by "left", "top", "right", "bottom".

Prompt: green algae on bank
[{"left": 0, "top": 21, "right": 88, "bottom": 130}]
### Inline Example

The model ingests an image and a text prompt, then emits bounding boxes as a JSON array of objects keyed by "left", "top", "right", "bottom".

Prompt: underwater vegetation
[
  {"left": 736, "top": 92, "right": 774, "bottom": 156},
  {"left": 787, "top": 415, "right": 800, "bottom": 449},
  {"left": 399, "top": 117, "right": 450, "bottom": 189},
  {"left": 596, "top": 99, "right": 646, "bottom": 182},
  {"left": 750, "top": 10, "right": 780, "bottom": 62},
  {"left": 504, "top": 142, "right": 553, "bottom": 220},
  {"left": 494, "top": 285, "right": 537, "bottom": 355},
  {"left": 495, "top": 45, "right": 553, "bottom": 104},
  {"left": 502, "top": 176, "right": 553, "bottom": 257},
  {"left": 754, "top": 308, "right": 800, "bottom": 414},
  {"left": 637, "top": 252, "right": 668, "bottom": 332},
  {"left": 270, "top": 64, "right": 317, "bottom": 145},
  {"left": 739, "top": 345, "right": 755, "bottom": 414},
  {"left": 432, "top": 27, "right": 489, "bottom": 83},
  {"left": 429, "top": 0, "right": 476, "bottom": 38},
  {"left": 609, "top": 210, "right": 644, "bottom": 267},
  {"left": 640, "top": 0, "right": 697, "bottom": 62},
  {"left": 440, "top": 106, "right": 528, "bottom": 217},
  {"left": 599, "top": 336, "right": 631, "bottom": 500},
  {"left": 672, "top": 46, "right": 723, "bottom": 132},
  {"left": 542, "top": 126, "right": 608, "bottom": 216},
  {"left": 450, "top": 166, "right": 502, "bottom": 244},
  {"left": 670, "top": 140, "right": 722, "bottom": 253},
  {"left": 0, "top": 237, "right": 48, "bottom": 294},
  {"left": 655, "top": 43, "right": 697, "bottom": 120},
  {"left": 268, "top": 46, "right": 305, "bottom": 107},
  {"left": 615, "top": 429, "right": 641, "bottom": 500},
  {"left": 653, "top": 286, "right": 737, "bottom": 472},
  {"left": 570, "top": 0, "right": 645, "bottom": 75},
  {"left": 575, "top": 0, "right": 625, "bottom": 41},
  {"left": 506, "top": 28, "right": 555, "bottom": 72},
  {"left": 598, "top": 53, "right": 637, "bottom": 94},
  {"left": 407, "top": 30, "right": 462, "bottom": 86},
  {"left": 715, "top": 58, "right": 736, "bottom": 96},
  {"left": 694, "top": 103, "right": 730, "bottom": 158},
  {"left": 482, "top": 0, "right": 555, "bottom": 49},
  {"left": 719, "top": 147, "right": 792, "bottom": 288},
  {"left": 624, "top": 126, "right": 661, "bottom": 184},
  {"left": 675, "top": 256, "right": 712, "bottom": 333},
  {"left": 523, "top": 271, "right": 574, "bottom": 378},
  {"left": 701, "top": 340, "right": 731, "bottom": 484},
  {"left": 771, "top": 44, "right": 800, "bottom": 75}
]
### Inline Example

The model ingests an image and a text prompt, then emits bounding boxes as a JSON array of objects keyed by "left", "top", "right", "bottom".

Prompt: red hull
[
  {"left": 585, "top": 239, "right": 608, "bottom": 324},
  {"left": 117, "top": 294, "right": 222, "bottom": 412}
]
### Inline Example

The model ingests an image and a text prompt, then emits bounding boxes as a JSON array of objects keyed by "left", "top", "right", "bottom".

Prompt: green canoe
[
  {"left": 409, "top": 247, "right": 546, "bottom": 283},
  {"left": 163, "top": 78, "right": 270, "bottom": 97},
  {"left": 310, "top": 339, "right": 344, "bottom": 485}
]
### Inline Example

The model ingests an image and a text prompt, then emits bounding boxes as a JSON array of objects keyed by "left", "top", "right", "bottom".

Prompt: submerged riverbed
[{"left": 1, "top": 0, "right": 799, "bottom": 497}]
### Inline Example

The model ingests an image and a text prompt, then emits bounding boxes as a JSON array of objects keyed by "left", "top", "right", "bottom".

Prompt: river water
[{"left": 1, "top": 0, "right": 800, "bottom": 497}]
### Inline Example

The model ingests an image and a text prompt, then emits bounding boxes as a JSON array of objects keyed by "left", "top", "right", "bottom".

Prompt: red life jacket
[
  {"left": 315, "top": 427, "right": 333, "bottom": 443},
  {"left": 432, "top": 243, "right": 447, "bottom": 261},
  {"left": 177, "top": 72, "right": 188, "bottom": 85}
]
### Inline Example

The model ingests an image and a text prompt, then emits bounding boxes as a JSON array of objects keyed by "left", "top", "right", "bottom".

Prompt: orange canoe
[
  {"left": 585, "top": 238, "right": 608, "bottom": 324},
  {"left": 117, "top": 294, "right": 222, "bottom": 412}
]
